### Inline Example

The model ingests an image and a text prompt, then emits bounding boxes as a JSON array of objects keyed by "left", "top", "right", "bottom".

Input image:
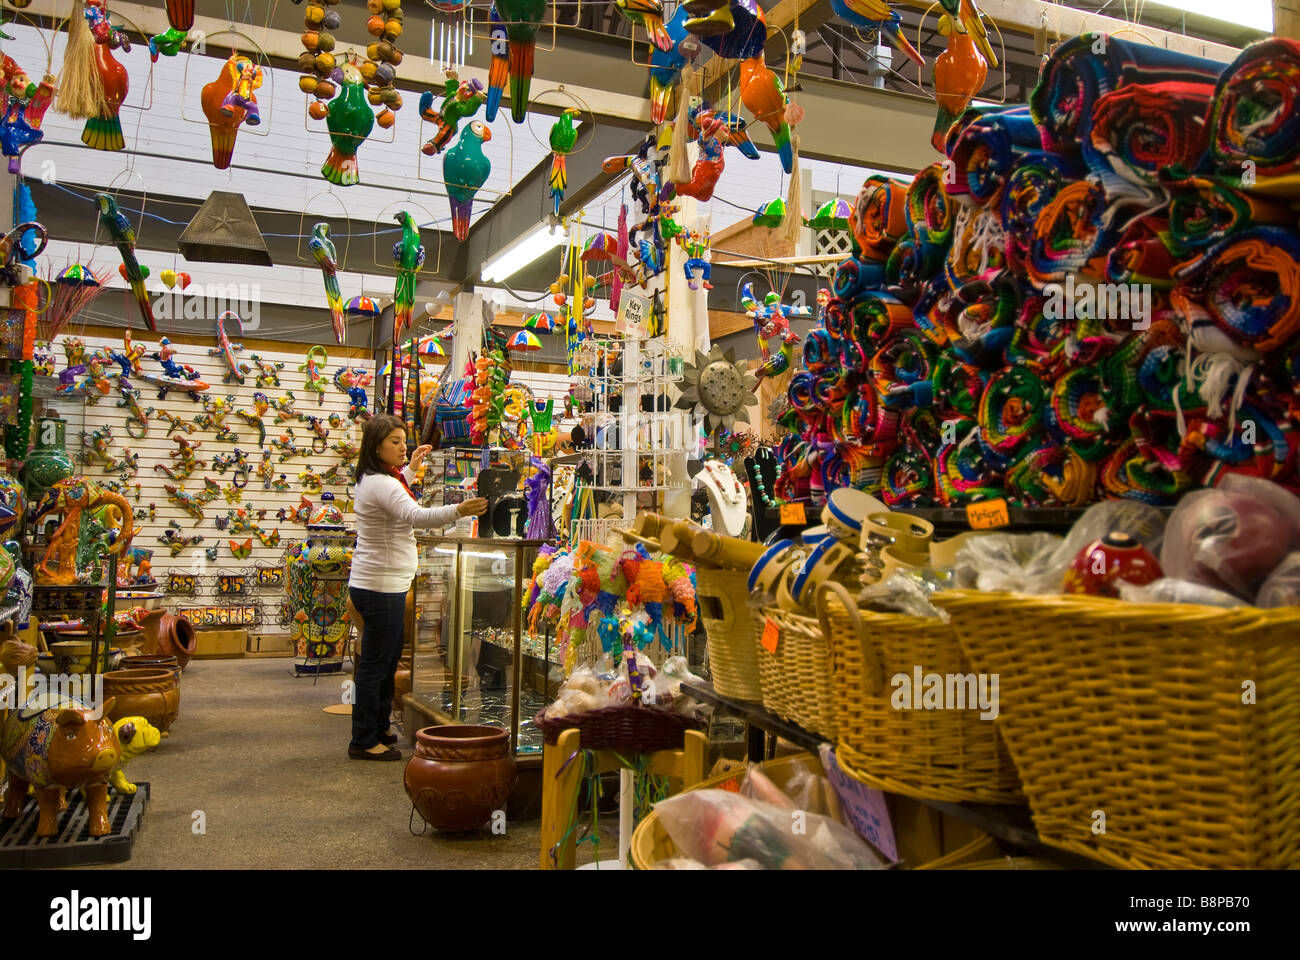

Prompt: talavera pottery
[
  {"left": 288, "top": 492, "right": 354, "bottom": 673},
  {"left": 21, "top": 416, "right": 75, "bottom": 507},
  {"left": 404, "top": 725, "right": 516, "bottom": 832}
]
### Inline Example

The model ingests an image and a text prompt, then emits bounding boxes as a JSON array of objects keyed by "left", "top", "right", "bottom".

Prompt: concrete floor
[{"left": 92, "top": 657, "right": 554, "bottom": 870}]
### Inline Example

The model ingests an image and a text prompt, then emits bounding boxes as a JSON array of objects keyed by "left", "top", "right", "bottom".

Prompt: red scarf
[{"left": 389, "top": 466, "right": 417, "bottom": 501}]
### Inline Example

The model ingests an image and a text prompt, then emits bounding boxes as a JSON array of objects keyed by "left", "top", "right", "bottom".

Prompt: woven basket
[
  {"left": 936, "top": 589, "right": 1300, "bottom": 870},
  {"left": 533, "top": 704, "right": 704, "bottom": 753},
  {"left": 696, "top": 567, "right": 763, "bottom": 702},
  {"left": 815, "top": 582, "right": 1024, "bottom": 805},
  {"left": 758, "top": 605, "right": 838, "bottom": 740}
]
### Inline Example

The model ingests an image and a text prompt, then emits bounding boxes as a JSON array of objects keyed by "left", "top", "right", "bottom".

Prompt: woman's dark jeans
[{"left": 348, "top": 586, "right": 408, "bottom": 749}]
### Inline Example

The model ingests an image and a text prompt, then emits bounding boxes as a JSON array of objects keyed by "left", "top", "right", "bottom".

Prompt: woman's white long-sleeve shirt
[{"left": 348, "top": 466, "right": 462, "bottom": 593}]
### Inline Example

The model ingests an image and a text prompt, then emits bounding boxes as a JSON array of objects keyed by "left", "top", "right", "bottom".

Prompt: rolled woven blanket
[
  {"left": 946, "top": 201, "right": 1007, "bottom": 286},
  {"left": 906, "top": 163, "right": 957, "bottom": 246},
  {"left": 852, "top": 175, "right": 909, "bottom": 259},
  {"left": 853, "top": 292, "right": 916, "bottom": 347},
  {"left": 882, "top": 446, "right": 939, "bottom": 506},
  {"left": 1167, "top": 176, "right": 1295, "bottom": 255},
  {"left": 1025, "top": 179, "right": 1113, "bottom": 288},
  {"left": 948, "top": 106, "right": 1044, "bottom": 204},
  {"left": 949, "top": 275, "right": 1021, "bottom": 368},
  {"left": 978, "top": 365, "right": 1048, "bottom": 461},
  {"left": 832, "top": 255, "right": 888, "bottom": 301},
  {"left": 802, "top": 328, "right": 838, "bottom": 373},
  {"left": 870, "top": 330, "right": 937, "bottom": 409},
  {"left": 1006, "top": 293, "right": 1070, "bottom": 374},
  {"left": 1006, "top": 444, "right": 1070, "bottom": 507},
  {"left": 1000, "top": 153, "right": 1086, "bottom": 270},
  {"left": 1105, "top": 216, "right": 1177, "bottom": 288},
  {"left": 1210, "top": 38, "right": 1300, "bottom": 188},
  {"left": 1084, "top": 81, "right": 1215, "bottom": 192},
  {"left": 886, "top": 236, "right": 945, "bottom": 289},
  {"left": 937, "top": 423, "right": 1004, "bottom": 504},
  {"left": 914, "top": 275, "right": 958, "bottom": 348},
  {"left": 942, "top": 104, "right": 1005, "bottom": 159},
  {"left": 1030, "top": 33, "right": 1225, "bottom": 154},
  {"left": 931, "top": 354, "right": 988, "bottom": 420},
  {"left": 1171, "top": 226, "right": 1300, "bottom": 354}
]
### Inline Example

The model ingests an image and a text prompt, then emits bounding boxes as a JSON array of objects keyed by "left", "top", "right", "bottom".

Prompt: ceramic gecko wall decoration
[
  {"left": 194, "top": 395, "right": 239, "bottom": 442},
  {"left": 153, "top": 435, "right": 203, "bottom": 482},
  {"left": 299, "top": 348, "right": 330, "bottom": 405},
  {"left": 299, "top": 415, "right": 330, "bottom": 454},
  {"left": 236, "top": 392, "right": 270, "bottom": 446},
  {"left": 248, "top": 354, "right": 284, "bottom": 389},
  {"left": 209, "top": 313, "right": 250, "bottom": 385},
  {"left": 148, "top": 406, "right": 197, "bottom": 435}
]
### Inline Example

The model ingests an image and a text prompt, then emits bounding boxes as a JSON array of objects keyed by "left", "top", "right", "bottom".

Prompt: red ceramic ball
[{"left": 1062, "top": 532, "right": 1163, "bottom": 598}]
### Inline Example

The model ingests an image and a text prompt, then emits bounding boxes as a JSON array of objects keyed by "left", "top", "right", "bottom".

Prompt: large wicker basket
[
  {"left": 533, "top": 704, "right": 704, "bottom": 753},
  {"left": 757, "top": 605, "right": 838, "bottom": 741},
  {"left": 696, "top": 567, "right": 763, "bottom": 702},
  {"left": 815, "top": 582, "right": 1024, "bottom": 805},
  {"left": 936, "top": 589, "right": 1300, "bottom": 870}
]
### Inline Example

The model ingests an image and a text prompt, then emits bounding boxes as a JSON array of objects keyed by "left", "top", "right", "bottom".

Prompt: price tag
[
  {"left": 616, "top": 293, "right": 651, "bottom": 338},
  {"left": 779, "top": 501, "right": 806, "bottom": 524},
  {"left": 760, "top": 616, "right": 780, "bottom": 653},
  {"left": 819, "top": 744, "right": 897, "bottom": 863},
  {"left": 966, "top": 497, "right": 1010, "bottom": 529}
]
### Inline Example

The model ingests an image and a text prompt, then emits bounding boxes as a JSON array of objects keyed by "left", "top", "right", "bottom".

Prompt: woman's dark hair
[{"left": 354, "top": 413, "right": 407, "bottom": 482}]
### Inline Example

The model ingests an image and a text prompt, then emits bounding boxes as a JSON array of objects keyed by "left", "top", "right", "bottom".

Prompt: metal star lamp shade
[
  {"left": 674, "top": 344, "right": 759, "bottom": 435},
  {"left": 177, "top": 191, "right": 273, "bottom": 266}
]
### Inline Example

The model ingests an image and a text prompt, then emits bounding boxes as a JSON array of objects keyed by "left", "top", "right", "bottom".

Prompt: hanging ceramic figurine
[
  {"left": 299, "top": 346, "right": 330, "bottom": 405},
  {"left": 96, "top": 194, "right": 155, "bottom": 331},
  {"left": 320, "top": 57, "right": 375, "bottom": 186},
  {"left": 484, "top": 0, "right": 547, "bottom": 124},
  {"left": 308, "top": 223, "right": 347, "bottom": 346},
  {"left": 418, "top": 70, "right": 485, "bottom": 156},
  {"left": 671, "top": 99, "right": 726, "bottom": 202},
  {"left": 738, "top": 55, "right": 793, "bottom": 174},
  {"left": 936, "top": 0, "right": 996, "bottom": 66},
  {"left": 201, "top": 54, "right": 262, "bottom": 170},
  {"left": 391, "top": 211, "right": 425, "bottom": 346},
  {"left": 648, "top": 5, "right": 691, "bottom": 124},
  {"left": 208, "top": 312, "right": 250, "bottom": 385},
  {"left": 445, "top": 120, "right": 492, "bottom": 242},
  {"left": 548, "top": 109, "right": 578, "bottom": 218},
  {"left": 615, "top": 0, "right": 673, "bottom": 50},
  {"left": 829, "top": 1, "right": 926, "bottom": 67},
  {"left": 932, "top": 10, "right": 989, "bottom": 151},
  {"left": 0, "top": 59, "right": 55, "bottom": 174}
]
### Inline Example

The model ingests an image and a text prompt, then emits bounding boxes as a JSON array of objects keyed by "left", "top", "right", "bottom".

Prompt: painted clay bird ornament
[
  {"left": 615, "top": 0, "right": 673, "bottom": 51},
  {"left": 485, "top": 0, "right": 547, "bottom": 124},
  {"left": 938, "top": 0, "right": 997, "bottom": 67},
  {"left": 309, "top": 223, "right": 346, "bottom": 346},
  {"left": 82, "top": 15, "right": 129, "bottom": 150},
  {"left": 548, "top": 108, "right": 578, "bottom": 217},
  {"left": 418, "top": 71, "right": 485, "bottom": 156},
  {"left": 445, "top": 120, "right": 492, "bottom": 242},
  {"left": 713, "top": 111, "right": 760, "bottom": 160},
  {"left": 321, "top": 59, "right": 375, "bottom": 186},
  {"left": 932, "top": 13, "right": 988, "bottom": 151},
  {"left": 96, "top": 193, "right": 155, "bottom": 332},
  {"left": 149, "top": 27, "right": 189, "bottom": 57},
  {"left": 738, "top": 55, "right": 793, "bottom": 174},
  {"left": 648, "top": 5, "right": 691, "bottom": 125},
  {"left": 830, "top": 0, "right": 926, "bottom": 68},
  {"left": 391, "top": 211, "right": 426, "bottom": 345},
  {"left": 202, "top": 54, "right": 260, "bottom": 170}
]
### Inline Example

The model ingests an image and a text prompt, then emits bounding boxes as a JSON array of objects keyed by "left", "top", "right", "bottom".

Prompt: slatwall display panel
[{"left": 40, "top": 329, "right": 371, "bottom": 624}]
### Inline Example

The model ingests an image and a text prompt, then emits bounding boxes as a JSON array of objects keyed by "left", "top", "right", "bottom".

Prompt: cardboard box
[
  {"left": 245, "top": 633, "right": 293, "bottom": 656},
  {"left": 192, "top": 629, "right": 247, "bottom": 659}
]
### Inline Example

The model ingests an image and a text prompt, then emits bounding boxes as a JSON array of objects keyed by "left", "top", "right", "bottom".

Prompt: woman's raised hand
[
  {"left": 457, "top": 497, "right": 489, "bottom": 517},
  {"left": 409, "top": 444, "right": 433, "bottom": 465}
]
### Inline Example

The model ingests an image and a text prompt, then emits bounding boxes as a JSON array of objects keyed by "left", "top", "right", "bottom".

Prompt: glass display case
[{"left": 407, "top": 535, "right": 548, "bottom": 755}]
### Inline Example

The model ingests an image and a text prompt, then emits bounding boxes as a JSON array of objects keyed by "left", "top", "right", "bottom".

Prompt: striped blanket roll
[
  {"left": 1085, "top": 81, "right": 1216, "bottom": 191},
  {"left": 1210, "top": 38, "right": 1300, "bottom": 192},
  {"left": 947, "top": 106, "right": 1044, "bottom": 204}
]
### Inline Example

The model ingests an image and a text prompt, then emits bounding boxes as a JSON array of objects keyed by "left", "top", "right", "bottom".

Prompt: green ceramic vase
[{"left": 21, "top": 416, "right": 74, "bottom": 505}]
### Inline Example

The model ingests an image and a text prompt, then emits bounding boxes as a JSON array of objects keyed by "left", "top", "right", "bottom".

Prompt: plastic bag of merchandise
[
  {"left": 1049, "top": 500, "right": 1166, "bottom": 567},
  {"left": 741, "top": 762, "right": 841, "bottom": 819},
  {"left": 954, "top": 532, "right": 1063, "bottom": 594},
  {"left": 651, "top": 857, "right": 764, "bottom": 870},
  {"left": 1256, "top": 553, "right": 1300, "bottom": 608},
  {"left": 858, "top": 574, "right": 950, "bottom": 621},
  {"left": 1117, "top": 577, "right": 1246, "bottom": 608},
  {"left": 541, "top": 666, "right": 615, "bottom": 719},
  {"left": 652, "top": 789, "right": 886, "bottom": 870},
  {"left": 1161, "top": 476, "right": 1300, "bottom": 601}
]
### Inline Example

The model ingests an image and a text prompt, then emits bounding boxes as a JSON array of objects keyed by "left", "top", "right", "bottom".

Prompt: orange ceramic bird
[
  {"left": 931, "top": 16, "right": 987, "bottom": 152},
  {"left": 82, "top": 38, "right": 127, "bottom": 151},
  {"left": 202, "top": 54, "right": 260, "bottom": 169},
  {"left": 738, "top": 55, "right": 792, "bottom": 174}
]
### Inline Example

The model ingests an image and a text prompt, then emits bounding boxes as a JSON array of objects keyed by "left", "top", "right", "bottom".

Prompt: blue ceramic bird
[{"left": 830, "top": 0, "right": 925, "bottom": 67}]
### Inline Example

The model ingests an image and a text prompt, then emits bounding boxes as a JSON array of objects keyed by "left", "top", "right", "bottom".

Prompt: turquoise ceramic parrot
[
  {"left": 830, "top": 1, "right": 926, "bottom": 68},
  {"left": 485, "top": 0, "right": 548, "bottom": 124},
  {"left": 649, "top": 4, "right": 690, "bottom": 125},
  {"left": 548, "top": 109, "right": 578, "bottom": 217},
  {"left": 320, "top": 60, "right": 375, "bottom": 186},
  {"left": 391, "top": 211, "right": 425, "bottom": 345},
  {"left": 445, "top": 121, "right": 493, "bottom": 242},
  {"left": 96, "top": 192, "right": 155, "bottom": 332},
  {"left": 937, "top": 0, "right": 997, "bottom": 67},
  {"left": 309, "top": 222, "right": 345, "bottom": 346}
]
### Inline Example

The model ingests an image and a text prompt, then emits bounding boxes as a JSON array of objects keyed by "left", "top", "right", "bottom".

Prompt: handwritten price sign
[
  {"left": 779, "top": 502, "right": 807, "bottom": 524},
  {"left": 966, "top": 498, "right": 1010, "bottom": 529}
]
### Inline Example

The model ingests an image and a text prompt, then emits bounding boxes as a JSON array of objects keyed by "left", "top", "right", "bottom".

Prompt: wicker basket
[
  {"left": 533, "top": 704, "right": 704, "bottom": 753},
  {"left": 696, "top": 568, "right": 763, "bottom": 701},
  {"left": 757, "top": 605, "right": 838, "bottom": 741},
  {"left": 815, "top": 582, "right": 1024, "bottom": 805},
  {"left": 936, "top": 589, "right": 1300, "bottom": 870}
]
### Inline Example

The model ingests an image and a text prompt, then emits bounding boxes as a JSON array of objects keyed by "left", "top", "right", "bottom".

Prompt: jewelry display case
[{"left": 405, "top": 535, "right": 548, "bottom": 755}]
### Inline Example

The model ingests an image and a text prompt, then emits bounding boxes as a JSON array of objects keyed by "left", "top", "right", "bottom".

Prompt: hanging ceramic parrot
[
  {"left": 308, "top": 222, "right": 346, "bottom": 346},
  {"left": 937, "top": 0, "right": 997, "bottom": 67},
  {"left": 82, "top": 24, "right": 129, "bottom": 150},
  {"left": 445, "top": 121, "right": 493, "bottom": 243},
  {"left": 96, "top": 193, "right": 155, "bottom": 332},
  {"left": 648, "top": 4, "right": 690, "bottom": 125},
  {"left": 829, "top": 1, "right": 926, "bottom": 67},
  {"left": 201, "top": 54, "right": 260, "bottom": 170},
  {"left": 548, "top": 109, "right": 578, "bottom": 217},
  {"left": 391, "top": 211, "right": 425, "bottom": 345},
  {"left": 738, "top": 55, "right": 793, "bottom": 174},
  {"left": 484, "top": 0, "right": 547, "bottom": 124},
  {"left": 320, "top": 59, "right": 375, "bottom": 186},
  {"left": 932, "top": 13, "right": 988, "bottom": 151},
  {"left": 615, "top": 0, "right": 673, "bottom": 52}
]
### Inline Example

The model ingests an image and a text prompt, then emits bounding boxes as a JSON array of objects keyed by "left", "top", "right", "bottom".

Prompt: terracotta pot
[
  {"left": 404, "top": 725, "right": 516, "bottom": 832},
  {"left": 102, "top": 668, "right": 180, "bottom": 736},
  {"left": 155, "top": 613, "right": 198, "bottom": 669},
  {"left": 121, "top": 654, "right": 181, "bottom": 687}
]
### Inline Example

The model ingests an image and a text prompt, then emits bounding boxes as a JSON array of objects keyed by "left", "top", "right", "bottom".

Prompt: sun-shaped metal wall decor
[{"left": 675, "top": 345, "right": 760, "bottom": 435}]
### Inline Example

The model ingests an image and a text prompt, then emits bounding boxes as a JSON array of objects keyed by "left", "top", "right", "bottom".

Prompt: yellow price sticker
[
  {"left": 966, "top": 498, "right": 1011, "bottom": 529},
  {"left": 780, "top": 502, "right": 807, "bottom": 525}
]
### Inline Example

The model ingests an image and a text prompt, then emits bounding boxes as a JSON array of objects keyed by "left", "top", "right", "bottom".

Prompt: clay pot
[
  {"left": 121, "top": 654, "right": 181, "bottom": 687},
  {"left": 154, "top": 613, "right": 198, "bottom": 669},
  {"left": 102, "top": 668, "right": 180, "bottom": 736},
  {"left": 404, "top": 725, "right": 516, "bottom": 832}
]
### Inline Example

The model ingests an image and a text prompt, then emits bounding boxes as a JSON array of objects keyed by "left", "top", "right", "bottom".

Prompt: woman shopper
[{"left": 348, "top": 414, "right": 486, "bottom": 760}]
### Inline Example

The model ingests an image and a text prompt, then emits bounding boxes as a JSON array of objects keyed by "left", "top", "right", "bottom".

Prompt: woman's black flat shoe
[
  {"left": 349, "top": 745, "right": 401, "bottom": 761},
  {"left": 378, "top": 731, "right": 399, "bottom": 746}
]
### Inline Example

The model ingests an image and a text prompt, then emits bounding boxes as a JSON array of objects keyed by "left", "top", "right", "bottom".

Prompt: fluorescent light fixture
[
  {"left": 1147, "top": 0, "right": 1271, "bottom": 31},
  {"left": 480, "top": 223, "right": 568, "bottom": 283}
]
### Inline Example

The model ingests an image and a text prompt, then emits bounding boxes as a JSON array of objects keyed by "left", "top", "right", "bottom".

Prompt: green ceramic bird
[
  {"left": 321, "top": 60, "right": 375, "bottom": 186},
  {"left": 548, "top": 109, "right": 578, "bottom": 217},
  {"left": 444, "top": 120, "right": 493, "bottom": 242},
  {"left": 485, "top": 0, "right": 548, "bottom": 124},
  {"left": 309, "top": 223, "right": 345, "bottom": 345},
  {"left": 96, "top": 192, "right": 155, "bottom": 332},
  {"left": 391, "top": 211, "right": 425, "bottom": 345}
]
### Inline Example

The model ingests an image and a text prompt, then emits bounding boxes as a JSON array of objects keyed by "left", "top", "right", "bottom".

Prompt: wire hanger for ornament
[
  {"left": 178, "top": 26, "right": 277, "bottom": 142},
  {"left": 461, "top": 1, "right": 559, "bottom": 54},
  {"left": 294, "top": 188, "right": 353, "bottom": 270},
  {"left": 371, "top": 195, "right": 445, "bottom": 279},
  {"left": 525, "top": 84, "right": 596, "bottom": 219}
]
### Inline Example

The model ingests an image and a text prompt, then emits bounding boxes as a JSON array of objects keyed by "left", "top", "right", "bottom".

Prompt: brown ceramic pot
[
  {"left": 102, "top": 668, "right": 180, "bottom": 736},
  {"left": 404, "top": 725, "right": 516, "bottom": 832},
  {"left": 121, "top": 654, "right": 181, "bottom": 687},
  {"left": 155, "top": 614, "right": 198, "bottom": 669}
]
